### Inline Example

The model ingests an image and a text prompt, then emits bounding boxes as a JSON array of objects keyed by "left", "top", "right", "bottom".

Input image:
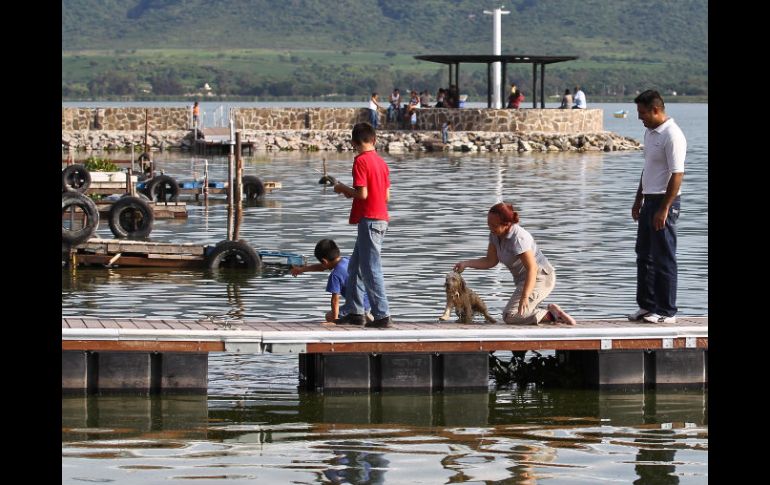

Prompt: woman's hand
[
  {"left": 453, "top": 261, "right": 466, "bottom": 273},
  {"left": 518, "top": 296, "right": 530, "bottom": 316}
]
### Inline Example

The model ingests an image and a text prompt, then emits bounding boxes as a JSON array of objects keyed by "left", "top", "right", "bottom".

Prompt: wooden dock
[
  {"left": 66, "top": 238, "right": 306, "bottom": 269},
  {"left": 62, "top": 317, "right": 707, "bottom": 393},
  {"left": 89, "top": 201, "right": 187, "bottom": 219},
  {"left": 62, "top": 316, "right": 708, "bottom": 354},
  {"left": 71, "top": 238, "right": 206, "bottom": 268}
]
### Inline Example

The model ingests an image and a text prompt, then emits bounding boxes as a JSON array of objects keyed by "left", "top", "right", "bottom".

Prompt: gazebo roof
[
  {"left": 413, "top": 54, "right": 579, "bottom": 108},
  {"left": 414, "top": 54, "right": 578, "bottom": 65}
]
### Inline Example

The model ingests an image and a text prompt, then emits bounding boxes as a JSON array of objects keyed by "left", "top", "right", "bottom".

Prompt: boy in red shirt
[{"left": 333, "top": 122, "right": 393, "bottom": 328}]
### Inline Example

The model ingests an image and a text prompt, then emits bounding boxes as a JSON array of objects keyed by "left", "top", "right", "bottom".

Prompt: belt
[{"left": 643, "top": 193, "right": 680, "bottom": 200}]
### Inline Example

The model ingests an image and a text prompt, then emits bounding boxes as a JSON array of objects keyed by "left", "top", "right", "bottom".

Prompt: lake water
[{"left": 62, "top": 103, "right": 708, "bottom": 483}]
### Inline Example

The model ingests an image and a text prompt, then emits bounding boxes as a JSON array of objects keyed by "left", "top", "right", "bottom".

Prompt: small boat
[{"left": 613, "top": 110, "right": 628, "bottom": 118}]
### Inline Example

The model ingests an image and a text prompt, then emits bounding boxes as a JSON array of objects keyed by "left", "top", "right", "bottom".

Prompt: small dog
[{"left": 439, "top": 271, "right": 497, "bottom": 324}]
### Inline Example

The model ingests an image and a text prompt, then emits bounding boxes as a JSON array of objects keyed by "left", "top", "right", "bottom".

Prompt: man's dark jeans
[{"left": 636, "top": 194, "right": 681, "bottom": 317}]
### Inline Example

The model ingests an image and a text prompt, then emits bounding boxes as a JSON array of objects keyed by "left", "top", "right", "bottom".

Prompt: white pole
[{"left": 483, "top": 7, "right": 510, "bottom": 109}]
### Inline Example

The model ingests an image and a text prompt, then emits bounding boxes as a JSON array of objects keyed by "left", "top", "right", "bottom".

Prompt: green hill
[{"left": 62, "top": 0, "right": 708, "bottom": 100}]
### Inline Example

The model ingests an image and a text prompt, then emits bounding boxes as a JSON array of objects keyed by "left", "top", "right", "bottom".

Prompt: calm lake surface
[{"left": 62, "top": 103, "right": 708, "bottom": 483}]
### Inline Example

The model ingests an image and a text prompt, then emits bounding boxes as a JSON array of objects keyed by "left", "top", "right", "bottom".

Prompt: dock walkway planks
[{"left": 62, "top": 316, "right": 708, "bottom": 354}]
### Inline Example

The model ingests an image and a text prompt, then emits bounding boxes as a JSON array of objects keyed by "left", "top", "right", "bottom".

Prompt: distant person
[
  {"left": 410, "top": 110, "right": 417, "bottom": 130},
  {"left": 290, "top": 239, "right": 373, "bottom": 325},
  {"left": 572, "top": 86, "right": 586, "bottom": 109},
  {"left": 446, "top": 85, "right": 459, "bottom": 108},
  {"left": 453, "top": 202, "right": 577, "bottom": 326},
  {"left": 507, "top": 85, "right": 524, "bottom": 109},
  {"left": 387, "top": 88, "right": 401, "bottom": 123},
  {"left": 441, "top": 120, "right": 452, "bottom": 144},
  {"left": 435, "top": 88, "right": 446, "bottom": 108},
  {"left": 560, "top": 89, "right": 573, "bottom": 109},
  {"left": 420, "top": 90, "right": 432, "bottom": 108},
  {"left": 192, "top": 101, "right": 200, "bottom": 127},
  {"left": 628, "top": 89, "right": 686, "bottom": 324},
  {"left": 333, "top": 122, "right": 393, "bottom": 328},
  {"left": 368, "top": 92, "right": 384, "bottom": 129}
]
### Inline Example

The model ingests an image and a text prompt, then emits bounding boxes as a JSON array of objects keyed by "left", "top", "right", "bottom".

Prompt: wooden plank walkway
[{"left": 62, "top": 316, "right": 708, "bottom": 354}]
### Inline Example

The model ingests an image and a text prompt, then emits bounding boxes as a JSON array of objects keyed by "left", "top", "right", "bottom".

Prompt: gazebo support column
[{"left": 540, "top": 63, "right": 546, "bottom": 108}]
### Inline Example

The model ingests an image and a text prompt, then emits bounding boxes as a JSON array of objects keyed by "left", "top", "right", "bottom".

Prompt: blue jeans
[
  {"left": 369, "top": 109, "right": 379, "bottom": 129},
  {"left": 635, "top": 195, "right": 680, "bottom": 317},
  {"left": 387, "top": 105, "right": 398, "bottom": 122},
  {"left": 342, "top": 218, "right": 390, "bottom": 319}
]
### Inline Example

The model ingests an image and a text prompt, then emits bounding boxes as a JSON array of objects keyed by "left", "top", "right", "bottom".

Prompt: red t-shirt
[{"left": 349, "top": 150, "right": 390, "bottom": 224}]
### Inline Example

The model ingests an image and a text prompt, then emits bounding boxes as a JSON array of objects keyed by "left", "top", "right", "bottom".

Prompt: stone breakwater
[{"left": 61, "top": 129, "right": 641, "bottom": 153}]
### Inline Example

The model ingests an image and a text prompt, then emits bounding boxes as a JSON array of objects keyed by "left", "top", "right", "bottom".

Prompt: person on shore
[
  {"left": 572, "top": 86, "right": 586, "bottom": 109},
  {"left": 333, "top": 122, "right": 393, "bottom": 328},
  {"left": 628, "top": 90, "right": 686, "bottom": 324},
  {"left": 453, "top": 202, "right": 577, "bottom": 326},
  {"left": 368, "top": 92, "right": 384, "bottom": 129},
  {"left": 507, "top": 84, "right": 524, "bottom": 109},
  {"left": 420, "top": 90, "right": 432, "bottom": 108},
  {"left": 387, "top": 88, "right": 401, "bottom": 123},
  {"left": 441, "top": 120, "right": 452, "bottom": 144},
  {"left": 435, "top": 88, "right": 446, "bottom": 108},
  {"left": 290, "top": 238, "right": 373, "bottom": 325},
  {"left": 192, "top": 101, "right": 200, "bottom": 127},
  {"left": 560, "top": 89, "right": 573, "bottom": 109}
]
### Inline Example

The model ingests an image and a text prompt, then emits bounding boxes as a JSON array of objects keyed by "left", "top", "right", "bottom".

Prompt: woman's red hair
[{"left": 488, "top": 202, "right": 519, "bottom": 224}]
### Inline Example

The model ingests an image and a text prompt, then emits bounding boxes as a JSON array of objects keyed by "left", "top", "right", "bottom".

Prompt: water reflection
[
  {"left": 62, "top": 143, "right": 708, "bottom": 321},
  {"left": 62, "top": 389, "right": 707, "bottom": 484}
]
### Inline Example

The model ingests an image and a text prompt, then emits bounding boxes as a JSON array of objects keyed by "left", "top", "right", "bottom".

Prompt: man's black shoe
[
  {"left": 334, "top": 313, "right": 365, "bottom": 325},
  {"left": 366, "top": 316, "right": 392, "bottom": 328}
]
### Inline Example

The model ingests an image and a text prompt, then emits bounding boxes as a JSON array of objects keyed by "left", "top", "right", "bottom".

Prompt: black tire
[
  {"left": 145, "top": 174, "right": 179, "bottom": 202},
  {"left": 241, "top": 175, "right": 265, "bottom": 201},
  {"left": 318, "top": 175, "right": 336, "bottom": 185},
  {"left": 137, "top": 152, "right": 152, "bottom": 162},
  {"left": 62, "top": 191, "right": 99, "bottom": 247},
  {"left": 108, "top": 195, "right": 154, "bottom": 239},
  {"left": 61, "top": 164, "right": 91, "bottom": 193},
  {"left": 205, "top": 240, "right": 261, "bottom": 269},
  {"left": 121, "top": 192, "right": 150, "bottom": 201}
]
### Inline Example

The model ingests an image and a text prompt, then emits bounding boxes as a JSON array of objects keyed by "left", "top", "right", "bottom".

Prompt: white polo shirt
[{"left": 642, "top": 118, "right": 686, "bottom": 195}]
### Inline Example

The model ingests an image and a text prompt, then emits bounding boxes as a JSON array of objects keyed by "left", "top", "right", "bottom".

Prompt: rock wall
[
  {"left": 62, "top": 107, "right": 602, "bottom": 133},
  {"left": 61, "top": 129, "right": 641, "bottom": 153},
  {"left": 62, "top": 108, "right": 191, "bottom": 131}
]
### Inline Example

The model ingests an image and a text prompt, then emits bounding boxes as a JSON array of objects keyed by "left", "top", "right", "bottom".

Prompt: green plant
[{"left": 83, "top": 156, "right": 119, "bottom": 172}]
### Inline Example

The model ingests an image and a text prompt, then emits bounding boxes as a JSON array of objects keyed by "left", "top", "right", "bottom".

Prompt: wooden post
[
  {"left": 233, "top": 131, "right": 243, "bottom": 241},
  {"left": 144, "top": 108, "right": 149, "bottom": 155},
  {"left": 127, "top": 168, "right": 135, "bottom": 196},
  {"left": 226, "top": 120, "right": 235, "bottom": 241},
  {"left": 203, "top": 159, "right": 209, "bottom": 203}
]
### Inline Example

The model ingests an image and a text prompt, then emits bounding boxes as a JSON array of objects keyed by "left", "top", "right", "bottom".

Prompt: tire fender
[
  {"left": 108, "top": 195, "right": 154, "bottom": 239},
  {"left": 62, "top": 191, "right": 99, "bottom": 246}
]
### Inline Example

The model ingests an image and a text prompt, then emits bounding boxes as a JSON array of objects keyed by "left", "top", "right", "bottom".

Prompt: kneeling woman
[{"left": 454, "top": 202, "right": 576, "bottom": 325}]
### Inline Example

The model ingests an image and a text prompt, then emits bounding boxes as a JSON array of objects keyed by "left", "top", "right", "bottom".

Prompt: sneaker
[
  {"left": 642, "top": 313, "right": 677, "bottom": 324},
  {"left": 334, "top": 313, "right": 365, "bottom": 325},
  {"left": 627, "top": 308, "right": 652, "bottom": 321},
  {"left": 547, "top": 304, "right": 577, "bottom": 325},
  {"left": 366, "top": 316, "right": 392, "bottom": 328}
]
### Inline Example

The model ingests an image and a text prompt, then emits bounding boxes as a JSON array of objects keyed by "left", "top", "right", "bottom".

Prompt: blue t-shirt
[{"left": 326, "top": 257, "right": 371, "bottom": 310}]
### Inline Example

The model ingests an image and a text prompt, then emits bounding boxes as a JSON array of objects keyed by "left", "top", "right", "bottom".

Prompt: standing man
[
  {"left": 572, "top": 86, "right": 586, "bottom": 109},
  {"left": 628, "top": 90, "right": 686, "bottom": 324},
  {"left": 333, "top": 122, "right": 393, "bottom": 328}
]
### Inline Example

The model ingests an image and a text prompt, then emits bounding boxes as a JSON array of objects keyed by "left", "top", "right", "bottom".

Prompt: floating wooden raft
[
  {"left": 70, "top": 238, "right": 305, "bottom": 268},
  {"left": 74, "top": 238, "right": 206, "bottom": 268},
  {"left": 95, "top": 201, "right": 187, "bottom": 218}
]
